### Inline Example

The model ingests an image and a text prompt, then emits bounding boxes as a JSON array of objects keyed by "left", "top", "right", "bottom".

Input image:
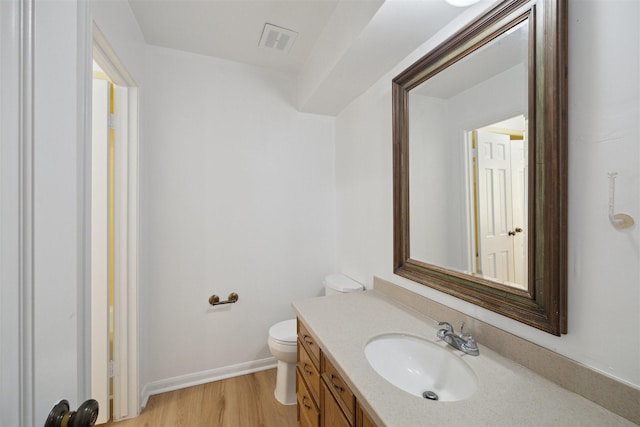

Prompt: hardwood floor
[{"left": 98, "top": 369, "right": 297, "bottom": 427}]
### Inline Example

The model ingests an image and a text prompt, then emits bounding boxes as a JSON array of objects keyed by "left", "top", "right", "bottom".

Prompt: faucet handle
[
  {"left": 437, "top": 321, "right": 454, "bottom": 339},
  {"left": 458, "top": 321, "right": 480, "bottom": 355},
  {"left": 459, "top": 321, "right": 467, "bottom": 334},
  {"left": 437, "top": 321, "right": 454, "bottom": 333},
  {"left": 459, "top": 321, "right": 475, "bottom": 340}
]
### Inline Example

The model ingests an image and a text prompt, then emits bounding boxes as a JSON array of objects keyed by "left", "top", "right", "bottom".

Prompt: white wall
[
  {"left": 336, "top": 0, "right": 640, "bottom": 387},
  {"left": 140, "top": 46, "right": 336, "bottom": 390},
  {"left": 409, "top": 94, "right": 453, "bottom": 265}
]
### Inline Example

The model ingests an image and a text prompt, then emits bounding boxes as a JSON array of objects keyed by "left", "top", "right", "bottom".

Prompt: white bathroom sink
[{"left": 364, "top": 333, "right": 478, "bottom": 402}]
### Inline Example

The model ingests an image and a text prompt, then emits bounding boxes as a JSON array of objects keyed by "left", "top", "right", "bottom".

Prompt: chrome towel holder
[{"left": 209, "top": 292, "right": 239, "bottom": 306}]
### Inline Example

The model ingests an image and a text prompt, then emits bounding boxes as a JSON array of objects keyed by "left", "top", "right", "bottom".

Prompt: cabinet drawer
[
  {"left": 297, "top": 369, "right": 319, "bottom": 427},
  {"left": 298, "top": 320, "right": 320, "bottom": 367},
  {"left": 321, "top": 381, "right": 351, "bottom": 427},
  {"left": 298, "top": 340, "right": 320, "bottom": 401},
  {"left": 322, "top": 353, "right": 355, "bottom": 424}
]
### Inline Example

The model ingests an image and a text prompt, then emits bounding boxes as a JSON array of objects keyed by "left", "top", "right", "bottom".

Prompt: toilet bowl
[
  {"left": 267, "top": 319, "right": 298, "bottom": 405},
  {"left": 267, "top": 274, "right": 363, "bottom": 405}
]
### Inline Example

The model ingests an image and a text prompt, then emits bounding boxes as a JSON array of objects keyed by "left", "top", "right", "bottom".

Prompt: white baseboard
[{"left": 140, "top": 357, "right": 277, "bottom": 409}]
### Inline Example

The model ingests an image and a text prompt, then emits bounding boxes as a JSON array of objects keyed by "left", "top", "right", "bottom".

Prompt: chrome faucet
[{"left": 437, "top": 321, "right": 479, "bottom": 356}]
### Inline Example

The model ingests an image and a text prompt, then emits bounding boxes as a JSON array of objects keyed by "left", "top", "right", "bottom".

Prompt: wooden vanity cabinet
[
  {"left": 296, "top": 319, "right": 378, "bottom": 427},
  {"left": 356, "top": 402, "right": 377, "bottom": 427}
]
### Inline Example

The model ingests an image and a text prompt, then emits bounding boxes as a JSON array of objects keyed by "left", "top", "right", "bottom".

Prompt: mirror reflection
[{"left": 408, "top": 20, "right": 529, "bottom": 290}]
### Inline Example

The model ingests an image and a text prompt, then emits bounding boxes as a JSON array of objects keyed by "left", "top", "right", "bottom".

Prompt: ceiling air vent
[{"left": 258, "top": 23, "right": 298, "bottom": 53}]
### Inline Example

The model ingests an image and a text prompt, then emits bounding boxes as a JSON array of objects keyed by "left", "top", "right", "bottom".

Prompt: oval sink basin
[{"left": 364, "top": 333, "right": 478, "bottom": 402}]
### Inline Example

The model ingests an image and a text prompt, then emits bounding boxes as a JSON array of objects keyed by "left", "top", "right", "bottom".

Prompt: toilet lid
[
  {"left": 324, "top": 273, "right": 363, "bottom": 293},
  {"left": 269, "top": 319, "right": 297, "bottom": 343}
]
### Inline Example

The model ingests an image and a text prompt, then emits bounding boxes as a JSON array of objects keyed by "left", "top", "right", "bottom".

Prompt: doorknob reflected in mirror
[{"left": 508, "top": 228, "right": 523, "bottom": 236}]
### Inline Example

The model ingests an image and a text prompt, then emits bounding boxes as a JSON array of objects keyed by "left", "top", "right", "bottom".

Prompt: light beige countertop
[{"left": 292, "top": 290, "right": 637, "bottom": 427}]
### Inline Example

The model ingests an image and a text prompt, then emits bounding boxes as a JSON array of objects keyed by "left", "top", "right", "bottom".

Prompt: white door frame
[
  {"left": 463, "top": 130, "right": 477, "bottom": 275},
  {"left": 90, "top": 77, "right": 111, "bottom": 424},
  {"left": 91, "top": 23, "right": 140, "bottom": 421},
  {"left": 1, "top": 0, "right": 35, "bottom": 425}
]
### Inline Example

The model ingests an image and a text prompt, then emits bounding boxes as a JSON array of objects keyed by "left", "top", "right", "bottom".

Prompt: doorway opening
[{"left": 90, "top": 24, "right": 139, "bottom": 424}]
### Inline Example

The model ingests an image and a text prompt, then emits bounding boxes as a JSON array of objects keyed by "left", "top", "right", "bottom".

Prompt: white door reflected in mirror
[{"left": 471, "top": 116, "right": 527, "bottom": 289}]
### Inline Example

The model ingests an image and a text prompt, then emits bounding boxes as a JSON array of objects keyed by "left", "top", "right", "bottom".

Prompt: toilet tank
[{"left": 323, "top": 273, "right": 364, "bottom": 296}]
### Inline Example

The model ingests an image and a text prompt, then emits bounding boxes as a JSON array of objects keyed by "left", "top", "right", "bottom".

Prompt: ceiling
[
  {"left": 128, "top": 0, "right": 345, "bottom": 74},
  {"left": 128, "top": 0, "right": 494, "bottom": 114},
  {"left": 417, "top": 18, "right": 529, "bottom": 99}
]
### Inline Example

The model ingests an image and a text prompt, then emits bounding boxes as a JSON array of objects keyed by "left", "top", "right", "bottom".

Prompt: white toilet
[{"left": 267, "top": 273, "right": 363, "bottom": 405}]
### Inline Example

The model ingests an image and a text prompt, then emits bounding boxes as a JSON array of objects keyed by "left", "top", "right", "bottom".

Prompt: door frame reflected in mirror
[{"left": 392, "top": 0, "right": 567, "bottom": 335}]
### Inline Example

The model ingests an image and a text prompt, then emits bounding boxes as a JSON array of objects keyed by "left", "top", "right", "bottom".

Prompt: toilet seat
[{"left": 268, "top": 319, "right": 297, "bottom": 345}]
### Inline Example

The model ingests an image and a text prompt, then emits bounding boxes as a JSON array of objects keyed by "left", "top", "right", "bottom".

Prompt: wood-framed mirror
[{"left": 393, "top": 0, "right": 567, "bottom": 335}]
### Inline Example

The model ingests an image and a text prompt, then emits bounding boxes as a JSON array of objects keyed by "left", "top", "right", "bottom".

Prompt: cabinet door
[
  {"left": 322, "top": 354, "right": 355, "bottom": 424},
  {"left": 321, "top": 381, "right": 351, "bottom": 427},
  {"left": 357, "top": 402, "right": 378, "bottom": 427},
  {"left": 297, "top": 369, "right": 319, "bottom": 427}
]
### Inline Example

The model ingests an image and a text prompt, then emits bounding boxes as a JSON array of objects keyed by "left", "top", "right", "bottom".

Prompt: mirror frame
[{"left": 393, "top": 0, "right": 567, "bottom": 335}]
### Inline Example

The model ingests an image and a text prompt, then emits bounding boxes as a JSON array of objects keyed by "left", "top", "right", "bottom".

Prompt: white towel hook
[{"left": 607, "top": 172, "right": 634, "bottom": 229}]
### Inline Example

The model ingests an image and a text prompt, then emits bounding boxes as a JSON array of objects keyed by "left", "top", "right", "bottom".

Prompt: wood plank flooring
[{"left": 98, "top": 369, "right": 297, "bottom": 427}]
